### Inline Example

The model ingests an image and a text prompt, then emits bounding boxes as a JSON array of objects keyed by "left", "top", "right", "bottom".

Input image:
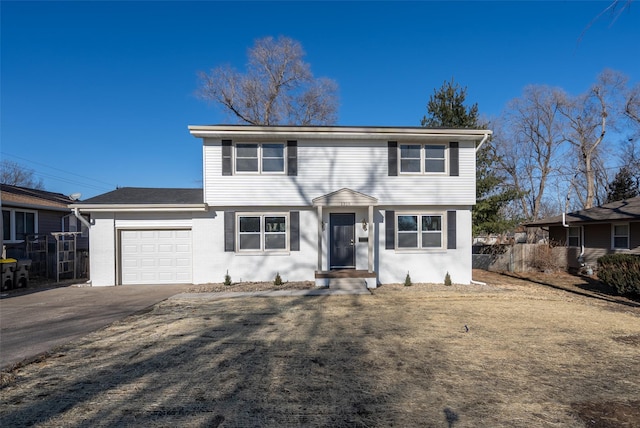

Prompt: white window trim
[
  {"left": 236, "top": 212, "right": 289, "bottom": 253},
  {"left": 234, "top": 142, "right": 286, "bottom": 175},
  {"left": 611, "top": 222, "right": 630, "bottom": 250},
  {"left": 398, "top": 143, "right": 449, "bottom": 175},
  {"left": 2, "top": 208, "right": 38, "bottom": 243},
  {"left": 395, "top": 212, "right": 445, "bottom": 251}
]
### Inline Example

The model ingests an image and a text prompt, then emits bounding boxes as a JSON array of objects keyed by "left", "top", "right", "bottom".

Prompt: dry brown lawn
[{"left": 1, "top": 271, "right": 639, "bottom": 427}]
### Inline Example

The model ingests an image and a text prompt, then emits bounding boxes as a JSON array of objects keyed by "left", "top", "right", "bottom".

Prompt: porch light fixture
[{"left": 361, "top": 218, "right": 368, "bottom": 231}]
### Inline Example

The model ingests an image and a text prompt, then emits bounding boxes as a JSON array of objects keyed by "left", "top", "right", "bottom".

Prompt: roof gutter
[{"left": 70, "top": 204, "right": 209, "bottom": 213}]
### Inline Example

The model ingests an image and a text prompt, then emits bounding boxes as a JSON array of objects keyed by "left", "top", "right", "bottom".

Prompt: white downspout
[
  {"left": 73, "top": 208, "right": 92, "bottom": 230},
  {"left": 475, "top": 132, "right": 490, "bottom": 152}
]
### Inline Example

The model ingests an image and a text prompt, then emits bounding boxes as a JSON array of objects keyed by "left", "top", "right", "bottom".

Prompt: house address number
[{"left": 340, "top": 202, "right": 351, "bottom": 206}]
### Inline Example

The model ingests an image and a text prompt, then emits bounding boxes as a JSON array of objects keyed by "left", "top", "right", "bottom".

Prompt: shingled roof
[
  {"left": 1, "top": 184, "right": 76, "bottom": 210},
  {"left": 525, "top": 196, "right": 640, "bottom": 227},
  {"left": 78, "top": 187, "right": 203, "bottom": 205}
]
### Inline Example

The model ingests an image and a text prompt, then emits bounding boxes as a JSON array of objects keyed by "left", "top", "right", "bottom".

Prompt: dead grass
[{"left": 1, "top": 271, "right": 639, "bottom": 427}]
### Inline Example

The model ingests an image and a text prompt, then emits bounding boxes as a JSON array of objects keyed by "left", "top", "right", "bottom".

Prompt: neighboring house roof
[
  {"left": 73, "top": 187, "right": 206, "bottom": 212},
  {"left": 1, "top": 184, "right": 76, "bottom": 211},
  {"left": 525, "top": 196, "right": 640, "bottom": 227}
]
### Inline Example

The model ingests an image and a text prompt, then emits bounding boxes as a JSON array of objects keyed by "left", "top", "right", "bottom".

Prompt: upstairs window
[
  {"left": 612, "top": 223, "right": 629, "bottom": 249},
  {"left": 399, "top": 144, "right": 447, "bottom": 174},
  {"left": 235, "top": 143, "right": 285, "bottom": 174}
]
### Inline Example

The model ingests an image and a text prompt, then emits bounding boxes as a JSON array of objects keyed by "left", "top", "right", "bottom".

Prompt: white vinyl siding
[{"left": 203, "top": 140, "right": 476, "bottom": 206}]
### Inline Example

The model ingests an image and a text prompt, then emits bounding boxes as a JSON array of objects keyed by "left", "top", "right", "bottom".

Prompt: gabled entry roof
[{"left": 312, "top": 188, "right": 378, "bottom": 207}]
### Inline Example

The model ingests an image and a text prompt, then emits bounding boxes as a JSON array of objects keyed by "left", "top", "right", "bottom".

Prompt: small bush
[
  {"left": 224, "top": 270, "right": 232, "bottom": 286},
  {"left": 531, "top": 244, "right": 561, "bottom": 272},
  {"left": 404, "top": 272, "right": 412, "bottom": 287},
  {"left": 274, "top": 272, "right": 283, "bottom": 286},
  {"left": 444, "top": 272, "right": 452, "bottom": 286},
  {"left": 597, "top": 254, "right": 640, "bottom": 295}
]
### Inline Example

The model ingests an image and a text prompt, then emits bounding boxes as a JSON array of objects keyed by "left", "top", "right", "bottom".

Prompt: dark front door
[{"left": 330, "top": 213, "right": 355, "bottom": 269}]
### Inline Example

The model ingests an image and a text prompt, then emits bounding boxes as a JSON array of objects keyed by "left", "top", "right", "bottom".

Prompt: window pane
[
  {"left": 614, "top": 225, "right": 629, "bottom": 235},
  {"left": 239, "top": 234, "right": 261, "bottom": 250},
  {"left": 262, "top": 158, "right": 284, "bottom": 172},
  {"left": 425, "top": 159, "right": 445, "bottom": 173},
  {"left": 265, "top": 217, "right": 286, "bottom": 232},
  {"left": 25, "top": 212, "right": 35, "bottom": 234},
  {"left": 422, "top": 216, "right": 442, "bottom": 231},
  {"left": 265, "top": 234, "right": 286, "bottom": 249},
  {"left": 239, "top": 217, "right": 260, "bottom": 233},
  {"left": 422, "top": 233, "right": 442, "bottom": 248},
  {"left": 400, "top": 145, "right": 421, "bottom": 159},
  {"left": 425, "top": 145, "right": 445, "bottom": 159},
  {"left": 236, "top": 158, "right": 259, "bottom": 172},
  {"left": 262, "top": 144, "right": 284, "bottom": 158},
  {"left": 2, "top": 210, "right": 10, "bottom": 241},
  {"left": 16, "top": 212, "right": 25, "bottom": 240},
  {"left": 401, "top": 159, "right": 421, "bottom": 173},
  {"left": 614, "top": 236, "right": 628, "bottom": 248},
  {"left": 398, "top": 215, "right": 418, "bottom": 231},
  {"left": 236, "top": 144, "right": 258, "bottom": 157},
  {"left": 398, "top": 233, "right": 418, "bottom": 248}
]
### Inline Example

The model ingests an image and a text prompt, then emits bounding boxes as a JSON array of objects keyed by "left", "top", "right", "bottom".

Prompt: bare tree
[
  {"left": 495, "top": 85, "right": 567, "bottom": 220},
  {"left": 625, "top": 83, "right": 640, "bottom": 125},
  {"left": 197, "top": 36, "right": 338, "bottom": 125},
  {"left": 0, "top": 160, "right": 45, "bottom": 189},
  {"left": 559, "top": 69, "right": 627, "bottom": 208}
]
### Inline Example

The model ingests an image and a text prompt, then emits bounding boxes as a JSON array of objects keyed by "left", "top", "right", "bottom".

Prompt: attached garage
[{"left": 120, "top": 229, "right": 193, "bottom": 285}]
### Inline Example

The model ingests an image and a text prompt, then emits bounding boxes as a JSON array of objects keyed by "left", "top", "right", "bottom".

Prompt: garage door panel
[{"left": 120, "top": 230, "right": 192, "bottom": 285}]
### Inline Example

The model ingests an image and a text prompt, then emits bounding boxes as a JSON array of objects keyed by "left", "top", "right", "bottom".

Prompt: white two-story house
[{"left": 73, "top": 125, "right": 491, "bottom": 287}]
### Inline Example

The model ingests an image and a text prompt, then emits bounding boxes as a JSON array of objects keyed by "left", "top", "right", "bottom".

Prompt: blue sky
[{"left": 2, "top": 1, "right": 638, "bottom": 199}]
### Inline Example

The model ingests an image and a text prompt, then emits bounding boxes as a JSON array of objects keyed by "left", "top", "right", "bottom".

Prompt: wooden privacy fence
[{"left": 473, "top": 243, "right": 581, "bottom": 273}]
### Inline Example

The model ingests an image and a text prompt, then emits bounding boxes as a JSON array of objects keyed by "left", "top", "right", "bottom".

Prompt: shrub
[
  {"left": 404, "top": 272, "right": 412, "bottom": 287},
  {"left": 444, "top": 272, "right": 452, "bottom": 286},
  {"left": 224, "top": 270, "right": 232, "bottom": 286},
  {"left": 597, "top": 254, "right": 640, "bottom": 295},
  {"left": 274, "top": 272, "right": 283, "bottom": 286},
  {"left": 530, "top": 244, "right": 561, "bottom": 272}
]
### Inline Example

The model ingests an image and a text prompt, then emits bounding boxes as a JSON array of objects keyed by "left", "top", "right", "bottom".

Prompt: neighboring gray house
[{"left": 525, "top": 196, "right": 640, "bottom": 270}]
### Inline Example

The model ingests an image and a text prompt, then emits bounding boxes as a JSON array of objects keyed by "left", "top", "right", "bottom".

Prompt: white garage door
[{"left": 120, "top": 229, "right": 192, "bottom": 285}]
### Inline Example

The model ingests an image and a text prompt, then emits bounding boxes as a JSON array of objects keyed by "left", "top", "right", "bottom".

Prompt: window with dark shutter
[
  {"left": 388, "top": 142, "right": 398, "bottom": 176},
  {"left": 222, "top": 140, "right": 232, "bottom": 176},
  {"left": 224, "top": 211, "right": 235, "bottom": 251},
  {"left": 290, "top": 211, "right": 300, "bottom": 251},
  {"left": 449, "top": 142, "right": 459, "bottom": 177},
  {"left": 385, "top": 210, "right": 395, "bottom": 249},
  {"left": 287, "top": 140, "right": 297, "bottom": 176},
  {"left": 447, "top": 211, "right": 457, "bottom": 249}
]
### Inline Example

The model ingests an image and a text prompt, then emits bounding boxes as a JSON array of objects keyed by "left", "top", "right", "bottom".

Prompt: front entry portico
[{"left": 312, "top": 188, "right": 378, "bottom": 288}]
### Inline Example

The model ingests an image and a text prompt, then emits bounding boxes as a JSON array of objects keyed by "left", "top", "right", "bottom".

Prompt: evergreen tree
[
  {"left": 422, "top": 79, "right": 518, "bottom": 235},
  {"left": 605, "top": 166, "right": 639, "bottom": 203}
]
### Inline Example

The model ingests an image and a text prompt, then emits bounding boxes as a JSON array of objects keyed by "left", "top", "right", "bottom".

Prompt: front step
[{"left": 326, "top": 278, "right": 368, "bottom": 291}]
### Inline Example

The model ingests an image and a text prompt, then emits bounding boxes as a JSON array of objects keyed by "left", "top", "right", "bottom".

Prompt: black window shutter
[
  {"left": 449, "top": 142, "right": 459, "bottom": 177},
  {"left": 447, "top": 211, "right": 457, "bottom": 249},
  {"left": 385, "top": 210, "right": 395, "bottom": 249},
  {"left": 287, "top": 140, "right": 297, "bottom": 176},
  {"left": 224, "top": 211, "right": 235, "bottom": 252},
  {"left": 388, "top": 141, "right": 398, "bottom": 176},
  {"left": 222, "top": 140, "right": 232, "bottom": 176},
  {"left": 290, "top": 211, "right": 300, "bottom": 251}
]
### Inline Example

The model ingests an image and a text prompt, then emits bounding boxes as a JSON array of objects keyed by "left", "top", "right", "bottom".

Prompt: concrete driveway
[{"left": 0, "top": 283, "right": 192, "bottom": 369}]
